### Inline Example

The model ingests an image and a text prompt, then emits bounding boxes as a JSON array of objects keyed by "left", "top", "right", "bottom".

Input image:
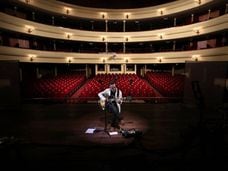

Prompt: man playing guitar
[{"left": 98, "top": 80, "right": 123, "bottom": 129}]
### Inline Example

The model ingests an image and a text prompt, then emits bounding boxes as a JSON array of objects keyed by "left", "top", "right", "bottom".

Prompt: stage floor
[{"left": 0, "top": 103, "right": 227, "bottom": 170}]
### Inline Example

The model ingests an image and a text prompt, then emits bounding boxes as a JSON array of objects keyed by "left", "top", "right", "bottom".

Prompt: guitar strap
[
  {"left": 111, "top": 88, "right": 119, "bottom": 99},
  {"left": 116, "top": 88, "right": 119, "bottom": 98}
]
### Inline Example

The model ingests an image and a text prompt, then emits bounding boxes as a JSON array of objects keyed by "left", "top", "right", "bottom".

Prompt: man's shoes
[
  {"left": 111, "top": 122, "right": 120, "bottom": 129},
  {"left": 118, "top": 116, "right": 123, "bottom": 121},
  {"left": 111, "top": 123, "right": 116, "bottom": 128},
  {"left": 115, "top": 124, "right": 120, "bottom": 129}
]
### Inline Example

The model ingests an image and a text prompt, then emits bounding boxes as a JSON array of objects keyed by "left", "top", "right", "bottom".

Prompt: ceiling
[{"left": 57, "top": 0, "right": 177, "bottom": 9}]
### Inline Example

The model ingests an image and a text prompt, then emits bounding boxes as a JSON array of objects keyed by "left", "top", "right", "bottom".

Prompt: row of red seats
[
  {"left": 145, "top": 72, "right": 185, "bottom": 97},
  {"left": 76, "top": 73, "right": 156, "bottom": 102},
  {"left": 23, "top": 72, "right": 185, "bottom": 101},
  {"left": 24, "top": 74, "right": 86, "bottom": 98}
]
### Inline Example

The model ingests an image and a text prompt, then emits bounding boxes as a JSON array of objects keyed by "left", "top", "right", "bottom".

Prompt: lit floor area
[{"left": 0, "top": 102, "right": 228, "bottom": 170}]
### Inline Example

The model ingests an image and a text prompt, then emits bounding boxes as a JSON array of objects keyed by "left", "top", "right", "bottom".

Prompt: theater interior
[{"left": 0, "top": 0, "right": 228, "bottom": 170}]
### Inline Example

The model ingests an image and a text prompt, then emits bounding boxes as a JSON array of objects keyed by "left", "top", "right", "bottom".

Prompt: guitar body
[
  {"left": 99, "top": 100, "right": 106, "bottom": 110},
  {"left": 98, "top": 97, "right": 128, "bottom": 110},
  {"left": 98, "top": 98, "right": 119, "bottom": 110}
]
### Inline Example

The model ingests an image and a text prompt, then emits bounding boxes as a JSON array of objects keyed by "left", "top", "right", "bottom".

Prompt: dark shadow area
[{"left": 0, "top": 102, "right": 228, "bottom": 170}]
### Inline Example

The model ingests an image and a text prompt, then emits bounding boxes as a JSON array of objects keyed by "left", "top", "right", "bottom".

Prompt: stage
[{"left": 0, "top": 103, "right": 227, "bottom": 170}]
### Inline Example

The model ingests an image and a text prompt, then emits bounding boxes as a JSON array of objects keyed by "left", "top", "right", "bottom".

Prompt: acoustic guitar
[{"left": 98, "top": 96, "right": 131, "bottom": 110}]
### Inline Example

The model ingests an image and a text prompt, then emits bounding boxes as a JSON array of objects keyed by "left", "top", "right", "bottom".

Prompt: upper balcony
[
  {"left": 0, "top": 12, "right": 227, "bottom": 43},
  {"left": 2, "top": 0, "right": 227, "bottom": 32},
  {"left": 13, "top": 0, "right": 214, "bottom": 20}
]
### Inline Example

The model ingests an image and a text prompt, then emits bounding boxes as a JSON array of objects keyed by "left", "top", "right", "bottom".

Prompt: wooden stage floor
[{"left": 0, "top": 102, "right": 228, "bottom": 170}]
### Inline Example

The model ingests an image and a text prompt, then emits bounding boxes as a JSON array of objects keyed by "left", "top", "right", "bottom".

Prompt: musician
[{"left": 98, "top": 80, "right": 123, "bottom": 128}]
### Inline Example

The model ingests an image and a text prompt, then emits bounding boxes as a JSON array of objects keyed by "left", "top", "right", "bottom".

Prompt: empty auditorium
[{"left": 0, "top": 0, "right": 228, "bottom": 170}]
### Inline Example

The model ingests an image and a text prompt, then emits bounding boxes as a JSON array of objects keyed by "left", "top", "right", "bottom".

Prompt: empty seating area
[
  {"left": 145, "top": 72, "right": 185, "bottom": 97},
  {"left": 23, "top": 72, "right": 186, "bottom": 102},
  {"left": 72, "top": 73, "right": 156, "bottom": 102},
  {"left": 23, "top": 74, "right": 86, "bottom": 98}
]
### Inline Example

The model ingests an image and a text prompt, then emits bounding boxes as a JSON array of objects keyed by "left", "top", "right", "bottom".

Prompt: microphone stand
[
  {"left": 103, "top": 106, "right": 111, "bottom": 137},
  {"left": 98, "top": 102, "right": 111, "bottom": 137}
]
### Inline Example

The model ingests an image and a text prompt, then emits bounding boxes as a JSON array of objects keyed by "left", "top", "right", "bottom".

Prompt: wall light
[
  {"left": 124, "top": 13, "right": 130, "bottom": 19},
  {"left": 193, "top": 28, "right": 201, "bottom": 35},
  {"left": 157, "top": 57, "right": 162, "bottom": 63},
  {"left": 65, "top": 7, "right": 71, "bottom": 15},
  {"left": 158, "top": 34, "right": 164, "bottom": 39},
  {"left": 158, "top": 9, "right": 165, "bottom": 15},
  {"left": 192, "top": 55, "right": 200, "bottom": 61},
  {"left": 28, "top": 28, "right": 32, "bottom": 33},
  {"left": 100, "top": 12, "right": 107, "bottom": 19},
  {"left": 102, "top": 36, "right": 106, "bottom": 42},
  {"left": 160, "top": 10, "right": 163, "bottom": 15},
  {"left": 25, "top": 25, "right": 34, "bottom": 33},
  {"left": 28, "top": 54, "right": 36, "bottom": 62},
  {"left": 66, "top": 33, "right": 72, "bottom": 39},
  {"left": 67, "top": 57, "right": 72, "bottom": 63}
]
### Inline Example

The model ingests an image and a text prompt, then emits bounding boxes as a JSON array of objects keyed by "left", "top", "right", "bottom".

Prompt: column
[
  {"left": 123, "top": 20, "right": 126, "bottom": 53},
  {"left": 105, "top": 42, "right": 108, "bottom": 53},
  {"left": 208, "top": 9, "right": 211, "bottom": 20},
  {"left": 173, "top": 40, "right": 176, "bottom": 51},
  {"left": 53, "top": 40, "right": 56, "bottom": 50},
  {"left": 105, "top": 20, "right": 108, "bottom": 52},
  {"left": 32, "top": 12, "right": 35, "bottom": 20},
  {"left": 52, "top": 16, "right": 55, "bottom": 25},
  {"left": 191, "top": 14, "right": 194, "bottom": 23},
  {"left": 105, "top": 20, "right": 108, "bottom": 32},
  {"left": 172, "top": 66, "right": 175, "bottom": 76},
  {"left": 91, "top": 21, "right": 94, "bottom": 31},
  {"left": 86, "top": 64, "right": 89, "bottom": 78},
  {"left": 54, "top": 66, "right": 57, "bottom": 76},
  {"left": 123, "top": 20, "right": 126, "bottom": 32},
  {"left": 123, "top": 42, "right": 126, "bottom": 53},
  {"left": 36, "top": 67, "right": 39, "bottom": 79},
  {"left": 173, "top": 17, "right": 176, "bottom": 26}
]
